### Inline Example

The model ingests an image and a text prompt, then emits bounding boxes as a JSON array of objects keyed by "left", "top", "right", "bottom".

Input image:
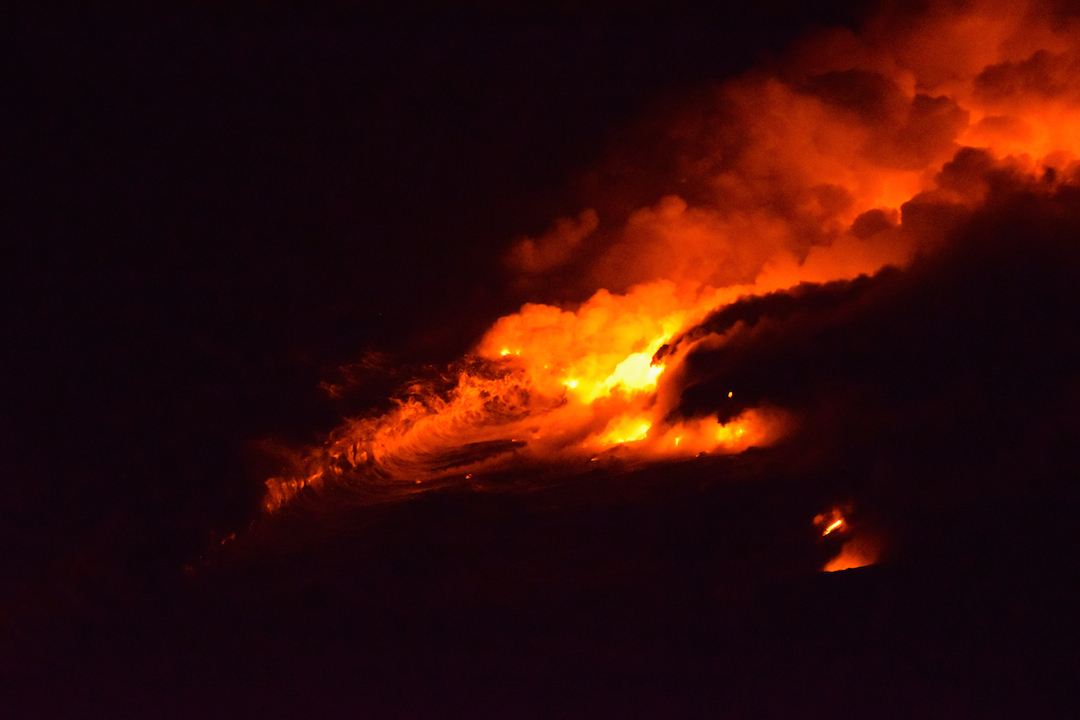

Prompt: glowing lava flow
[
  {"left": 815, "top": 510, "right": 847, "bottom": 537},
  {"left": 265, "top": 282, "right": 788, "bottom": 510},
  {"left": 265, "top": 0, "right": 1080, "bottom": 511}
]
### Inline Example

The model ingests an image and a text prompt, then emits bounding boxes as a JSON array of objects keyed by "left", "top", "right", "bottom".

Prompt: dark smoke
[{"left": 669, "top": 162, "right": 1080, "bottom": 566}]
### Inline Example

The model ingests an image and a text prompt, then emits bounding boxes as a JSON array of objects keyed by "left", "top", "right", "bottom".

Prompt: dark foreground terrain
[{"left": 5, "top": 444, "right": 1078, "bottom": 718}]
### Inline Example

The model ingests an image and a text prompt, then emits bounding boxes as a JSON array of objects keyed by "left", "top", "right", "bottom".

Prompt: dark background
[
  {"left": 2, "top": 0, "right": 865, "bottom": 594},
  {"left": 4, "top": 2, "right": 1077, "bottom": 717}
]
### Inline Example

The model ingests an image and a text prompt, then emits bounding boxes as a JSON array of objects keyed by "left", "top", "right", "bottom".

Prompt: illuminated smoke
[{"left": 265, "top": 0, "right": 1080, "bottom": 524}]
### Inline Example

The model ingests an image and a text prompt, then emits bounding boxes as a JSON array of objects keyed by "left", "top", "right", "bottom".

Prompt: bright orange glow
[
  {"left": 814, "top": 509, "right": 847, "bottom": 536},
  {"left": 596, "top": 416, "right": 652, "bottom": 446},
  {"left": 824, "top": 536, "right": 880, "bottom": 572},
  {"left": 265, "top": 1, "right": 1080, "bottom": 511}
]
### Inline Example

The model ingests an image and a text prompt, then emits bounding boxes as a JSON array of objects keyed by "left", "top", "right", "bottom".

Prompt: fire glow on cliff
[{"left": 264, "top": 1, "right": 1080, "bottom": 573}]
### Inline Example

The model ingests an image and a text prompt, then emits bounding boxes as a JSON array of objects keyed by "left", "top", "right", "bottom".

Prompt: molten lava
[
  {"left": 815, "top": 509, "right": 847, "bottom": 536},
  {"left": 266, "top": 0, "right": 1080, "bottom": 513}
]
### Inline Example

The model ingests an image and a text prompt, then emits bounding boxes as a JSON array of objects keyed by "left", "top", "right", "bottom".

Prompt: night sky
[{"left": 4, "top": 2, "right": 1079, "bottom": 717}]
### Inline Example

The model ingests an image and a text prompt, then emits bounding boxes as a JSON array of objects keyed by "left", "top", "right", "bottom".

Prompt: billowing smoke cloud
[
  {"left": 675, "top": 164, "right": 1080, "bottom": 429},
  {"left": 505, "top": 0, "right": 1080, "bottom": 299},
  {"left": 506, "top": 209, "right": 599, "bottom": 276},
  {"left": 264, "top": 0, "right": 1080, "bottom": 572},
  {"left": 670, "top": 167, "right": 1080, "bottom": 560}
]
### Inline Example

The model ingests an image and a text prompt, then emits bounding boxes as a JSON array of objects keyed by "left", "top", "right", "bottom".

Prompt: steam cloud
[{"left": 266, "top": 0, "right": 1080, "bottom": 571}]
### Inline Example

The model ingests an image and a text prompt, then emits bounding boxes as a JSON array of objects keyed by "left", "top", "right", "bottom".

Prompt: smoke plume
[{"left": 264, "top": 0, "right": 1080, "bottom": 575}]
